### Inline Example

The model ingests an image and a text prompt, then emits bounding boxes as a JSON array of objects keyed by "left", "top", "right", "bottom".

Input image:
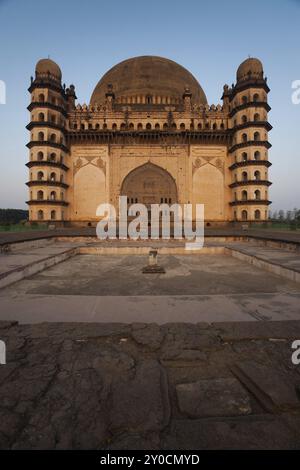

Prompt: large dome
[{"left": 90, "top": 56, "right": 207, "bottom": 105}]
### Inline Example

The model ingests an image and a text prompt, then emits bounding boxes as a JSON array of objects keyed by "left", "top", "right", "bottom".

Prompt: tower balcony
[
  {"left": 229, "top": 160, "right": 272, "bottom": 171},
  {"left": 230, "top": 199, "right": 271, "bottom": 206},
  {"left": 26, "top": 140, "right": 69, "bottom": 153},
  {"left": 228, "top": 140, "right": 272, "bottom": 154},
  {"left": 231, "top": 121, "right": 272, "bottom": 132},
  {"left": 26, "top": 180, "right": 69, "bottom": 189},
  {"left": 229, "top": 179, "right": 272, "bottom": 188},
  {"left": 228, "top": 101, "right": 271, "bottom": 118},
  {"left": 26, "top": 199, "right": 69, "bottom": 206},
  {"left": 26, "top": 121, "right": 66, "bottom": 133},
  {"left": 26, "top": 160, "right": 69, "bottom": 172},
  {"left": 28, "top": 101, "right": 67, "bottom": 117}
]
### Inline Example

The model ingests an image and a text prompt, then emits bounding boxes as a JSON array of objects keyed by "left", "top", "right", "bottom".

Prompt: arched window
[
  {"left": 137, "top": 123, "right": 143, "bottom": 130},
  {"left": 242, "top": 95, "right": 248, "bottom": 104},
  {"left": 38, "top": 93, "right": 45, "bottom": 102},
  {"left": 37, "top": 171, "right": 44, "bottom": 181},
  {"left": 88, "top": 123, "right": 93, "bottom": 130},
  {"left": 50, "top": 172, "right": 56, "bottom": 182},
  {"left": 50, "top": 191, "right": 56, "bottom": 201},
  {"left": 146, "top": 95, "right": 152, "bottom": 104},
  {"left": 254, "top": 131, "right": 260, "bottom": 141},
  {"left": 50, "top": 133, "right": 56, "bottom": 142},
  {"left": 212, "top": 123, "right": 217, "bottom": 130},
  {"left": 253, "top": 93, "right": 259, "bottom": 102},
  {"left": 37, "top": 151, "right": 43, "bottom": 161},
  {"left": 255, "top": 209, "right": 261, "bottom": 220},
  {"left": 163, "top": 123, "right": 168, "bottom": 130},
  {"left": 172, "top": 123, "right": 177, "bottom": 130},
  {"left": 50, "top": 152, "right": 56, "bottom": 162},
  {"left": 254, "top": 151, "right": 261, "bottom": 160},
  {"left": 95, "top": 123, "right": 100, "bottom": 130},
  {"left": 112, "top": 123, "right": 117, "bottom": 130},
  {"left": 241, "top": 210, "right": 248, "bottom": 221},
  {"left": 254, "top": 189, "right": 261, "bottom": 200},
  {"left": 51, "top": 210, "right": 56, "bottom": 220},
  {"left": 254, "top": 170, "right": 260, "bottom": 180},
  {"left": 38, "top": 131, "right": 44, "bottom": 141},
  {"left": 205, "top": 122, "right": 209, "bottom": 129},
  {"left": 37, "top": 210, "right": 44, "bottom": 220},
  {"left": 254, "top": 113, "right": 260, "bottom": 122},
  {"left": 242, "top": 133, "right": 247, "bottom": 143},
  {"left": 242, "top": 190, "right": 248, "bottom": 201},
  {"left": 180, "top": 123, "right": 185, "bottom": 130},
  {"left": 220, "top": 122, "right": 225, "bottom": 129},
  {"left": 146, "top": 123, "right": 152, "bottom": 130},
  {"left": 120, "top": 123, "right": 126, "bottom": 130},
  {"left": 241, "top": 115, "right": 247, "bottom": 124},
  {"left": 155, "top": 123, "right": 160, "bottom": 130},
  {"left": 242, "top": 152, "right": 248, "bottom": 161},
  {"left": 38, "top": 112, "right": 45, "bottom": 121},
  {"left": 129, "top": 123, "right": 134, "bottom": 129},
  {"left": 81, "top": 123, "right": 85, "bottom": 130},
  {"left": 37, "top": 190, "right": 44, "bottom": 200},
  {"left": 197, "top": 123, "right": 202, "bottom": 130},
  {"left": 242, "top": 171, "right": 248, "bottom": 181},
  {"left": 103, "top": 123, "right": 107, "bottom": 130}
]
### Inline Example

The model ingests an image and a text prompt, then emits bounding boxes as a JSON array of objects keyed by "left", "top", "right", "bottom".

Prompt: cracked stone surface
[{"left": 0, "top": 320, "right": 300, "bottom": 449}]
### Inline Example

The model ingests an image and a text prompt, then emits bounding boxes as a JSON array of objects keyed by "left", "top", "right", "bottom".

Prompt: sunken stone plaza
[{"left": 0, "top": 55, "right": 300, "bottom": 450}]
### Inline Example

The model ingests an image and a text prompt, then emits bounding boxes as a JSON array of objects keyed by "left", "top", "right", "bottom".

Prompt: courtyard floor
[{"left": 0, "top": 230, "right": 300, "bottom": 449}]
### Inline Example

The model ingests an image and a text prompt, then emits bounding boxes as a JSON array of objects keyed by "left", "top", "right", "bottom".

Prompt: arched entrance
[{"left": 120, "top": 163, "right": 178, "bottom": 207}]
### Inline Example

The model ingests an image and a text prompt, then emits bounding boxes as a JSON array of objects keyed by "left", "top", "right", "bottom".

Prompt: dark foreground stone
[{"left": 0, "top": 320, "right": 300, "bottom": 449}]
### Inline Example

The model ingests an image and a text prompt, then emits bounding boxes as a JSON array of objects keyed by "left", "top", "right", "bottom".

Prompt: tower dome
[
  {"left": 35, "top": 58, "right": 62, "bottom": 81},
  {"left": 236, "top": 58, "right": 263, "bottom": 83},
  {"left": 90, "top": 55, "right": 207, "bottom": 105}
]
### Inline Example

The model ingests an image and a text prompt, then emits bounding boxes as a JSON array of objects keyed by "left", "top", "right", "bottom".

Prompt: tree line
[
  {"left": 269, "top": 208, "right": 300, "bottom": 227},
  {"left": 0, "top": 209, "right": 29, "bottom": 224}
]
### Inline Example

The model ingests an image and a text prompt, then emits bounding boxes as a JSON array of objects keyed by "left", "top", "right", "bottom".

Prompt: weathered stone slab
[
  {"left": 176, "top": 378, "right": 251, "bottom": 418},
  {"left": 110, "top": 359, "right": 170, "bottom": 433},
  {"left": 215, "top": 321, "right": 300, "bottom": 342},
  {"left": 232, "top": 360, "right": 300, "bottom": 412},
  {"left": 162, "top": 415, "right": 300, "bottom": 449},
  {"left": 131, "top": 323, "right": 165, "bottom": 350}
]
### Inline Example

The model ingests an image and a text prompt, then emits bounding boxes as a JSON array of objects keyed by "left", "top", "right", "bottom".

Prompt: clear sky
[{"left": 0, "top": 0, "right": 299, "bottom": 211}]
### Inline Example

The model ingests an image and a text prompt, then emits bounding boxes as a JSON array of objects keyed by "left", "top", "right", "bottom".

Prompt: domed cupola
[{"left": 236, "top": 57, "right": 264, "bottom": 83}]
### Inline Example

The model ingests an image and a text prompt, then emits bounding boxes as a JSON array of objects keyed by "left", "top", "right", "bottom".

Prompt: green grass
[{"left": 0, "top": 223, "right": 48, "bottom": 233}]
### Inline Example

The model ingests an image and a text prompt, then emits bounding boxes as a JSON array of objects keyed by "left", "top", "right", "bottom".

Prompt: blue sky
[{"left": 0, "top": 0, "right": 299, "bottom": 211}]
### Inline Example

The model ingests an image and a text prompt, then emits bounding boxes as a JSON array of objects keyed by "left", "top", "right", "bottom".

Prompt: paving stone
[
  {"left": 106, "top": 432, "right": 161, "bottom": 450},
  {"left": 176, "top": 378, "right": 251, "bottom": 418},
  {"left": 162, "top": 415, "right": 300, "bottom": 449},
  {"left": 131, "top": 323, "right": 165, "bottom": 350},
  {"left": 110, "top": 359, "right": 170, "bottom": 433},
  {"left": 215, "top": 321, "right": 300, "bottom": 342},
  {"left": 1, "top": 321, "right": 300, "bottom": 449},
  {"left": 232, "top": 360, "right": 300, "bottom": 412}
]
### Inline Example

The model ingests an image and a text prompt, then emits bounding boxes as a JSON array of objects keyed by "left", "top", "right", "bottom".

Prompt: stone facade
[{"left": 26, "top": 56, "right": 272, "bottom": 226}]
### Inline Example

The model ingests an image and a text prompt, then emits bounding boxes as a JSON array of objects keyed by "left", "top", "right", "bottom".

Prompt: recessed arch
[{"left": 120, "top": 162, "right": 178, "bottom": 206}]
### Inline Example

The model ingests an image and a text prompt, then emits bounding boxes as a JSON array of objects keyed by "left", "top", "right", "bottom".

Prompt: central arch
[{"left": 120, "top": 162, "right": 178, "bottom": 206}]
